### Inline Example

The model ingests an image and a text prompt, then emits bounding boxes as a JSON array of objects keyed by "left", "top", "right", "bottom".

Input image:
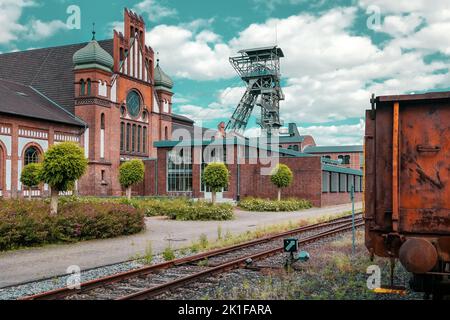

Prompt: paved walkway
[{"left": 0, "top": 203, "right": 362, "bottom": 288}]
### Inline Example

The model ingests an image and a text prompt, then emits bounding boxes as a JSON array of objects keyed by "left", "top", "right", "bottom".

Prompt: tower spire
[{"left": 92, "top": 23, "right": 96, "bottom": 41}]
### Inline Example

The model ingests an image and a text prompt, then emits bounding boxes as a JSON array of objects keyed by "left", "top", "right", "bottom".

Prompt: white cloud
[
  {"left": 24, "top": 19, "right": 68, "bottom": 40},
  {"left": 148, "top": 3, "right": 450, "bottom": 134},
  {"left": 0, "top": 0, "right": 68, "bottom": 44},
  {"left": 0, "top": 0, "right": 35, "bottom": 44},
  {"left": 147, "top": 23, "right": 234, "bottom": 80},
  {"left": 244, "top": 120, "right": 365, "bottom": 146},
  {"left": 134, "top": 0, "right": 177, "bottom": 22}
]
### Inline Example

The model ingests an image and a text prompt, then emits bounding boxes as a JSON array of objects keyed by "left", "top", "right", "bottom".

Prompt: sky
[{"left": 1, "top": 0, "right": 450, "bottom": 145}]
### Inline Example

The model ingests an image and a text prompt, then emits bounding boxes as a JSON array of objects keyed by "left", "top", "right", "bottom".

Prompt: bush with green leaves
[
  {"left": 123, "top": 197, "right": 234, "bottom": 221},
  {"left": 0, "top": 199, "right": 145, "bottom": 251},
  {"left": 202, "top": 162, "right": 230, "bottom": 204},
  {"left": 20, "top": 163, "right": 42, "bottom": 200},
  {"left": 119, "top": 160, "right": 145, "bottom": 200},
  {"left": 40, "top": 142, "right": 88, "bottom": 215},
  {"left": 239, "top": 198, "right": 312, "bottom": 212},
  {"left": 270, "top": 164, "right": 294, "bottom": 201}
]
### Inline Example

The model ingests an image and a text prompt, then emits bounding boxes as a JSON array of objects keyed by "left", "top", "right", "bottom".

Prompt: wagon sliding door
[{"left": 397, "top": 102, "right": 450, "bottom": 234}]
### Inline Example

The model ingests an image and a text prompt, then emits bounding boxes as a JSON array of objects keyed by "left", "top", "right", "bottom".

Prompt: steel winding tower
[{"left": 226, "top": 46, "right": 285, "bottom": 134}]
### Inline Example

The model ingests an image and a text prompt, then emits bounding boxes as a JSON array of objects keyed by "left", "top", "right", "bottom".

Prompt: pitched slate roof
[
  {"left": 0, "top": 79, "right": 85, "bottom": 127},
  {"left": 0, "top": 39, "right": 113, "bottom": 114}
]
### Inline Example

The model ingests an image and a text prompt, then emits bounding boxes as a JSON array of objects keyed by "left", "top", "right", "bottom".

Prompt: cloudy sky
[{"left": 1, "top": 0, "right": 450, "bottom": 145}]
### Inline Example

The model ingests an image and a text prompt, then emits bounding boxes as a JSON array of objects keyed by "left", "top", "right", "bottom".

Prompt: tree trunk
[
  {"left": 211, "top": 191, "right": 216, "bottom": 205},
  {"left": 126, "top": 187, "right": 132, "bottom": 200},
  {"left": 50, "top": 188, "right": 58, "bottom": 216},
  {"left": 278, "top": 188, "right": 281, "bottom": 201},
  {"left": 28, "top": 187, "right": 32, "bottom": 201}
]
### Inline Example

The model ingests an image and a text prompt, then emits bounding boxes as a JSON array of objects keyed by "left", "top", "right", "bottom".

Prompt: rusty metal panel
[
  {"left": 399, "top": 103, "right": 450, "bottom": 234},
  {"left": 374, "top": 105, "right": 393, "bottom": 230}
]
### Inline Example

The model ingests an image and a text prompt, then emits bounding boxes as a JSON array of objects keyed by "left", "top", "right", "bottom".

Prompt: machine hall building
[{"left": 0, "top": 9, "right": 363, "bottom": 206}]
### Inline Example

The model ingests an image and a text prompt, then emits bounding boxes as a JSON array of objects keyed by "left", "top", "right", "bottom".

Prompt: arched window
[
  {"left": 165, "top": 126, "right": 169, "bottom": 140},
  {"left": 132, "top": 124, "right": 136, "bottom": 152},
  {"left": 126, "top": 124, "right": 131, "bottom": 152},
  {"left": 293, "top": 145, "right": 299, "bottom": 152},
  {"left": 120, "top": 105, "right": 126, "bottom": 117},
  {"left": 143, "top": 127, "right": 147, "bottom": 153},
  {"left": 344, "top": 155, "right": 351, "bottom": 165},
  {"left": 87, "top": 79, "right": 92, "bottom": 96},
  {"left": 80, "top": 79, "right": 85, "bottom": 96},
  {"left": 24, "top": 146, "right": 40, "bottom": 166},
  {"left": 120, "top": 122, "right": 125, "bottom": 151},
  {"left": 101, "top": 113, "right": 105, "bottom": 129},
  {"left": 137, "top": 126, "right": 142, "bottom": 153}
]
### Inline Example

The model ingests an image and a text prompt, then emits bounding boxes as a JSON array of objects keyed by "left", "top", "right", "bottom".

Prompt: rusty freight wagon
[{"left": 365, "top": 91, "right": 450, "bottom": 297}]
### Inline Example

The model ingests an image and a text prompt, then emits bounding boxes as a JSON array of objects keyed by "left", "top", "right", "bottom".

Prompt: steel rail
[
  {"left": 118, "top": 221, "right": 365, "bottom": 300},
  {"left": 20, "top": 213, "right": 362, "bottom": 300}
]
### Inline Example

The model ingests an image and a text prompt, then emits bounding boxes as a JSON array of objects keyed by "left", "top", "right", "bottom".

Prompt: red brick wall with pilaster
[
  {"left": 321, "top": 192, "right": 362, "bottom": 207},
  {"left": 238, "top": 157, "right": 323, "bottom": 207}
]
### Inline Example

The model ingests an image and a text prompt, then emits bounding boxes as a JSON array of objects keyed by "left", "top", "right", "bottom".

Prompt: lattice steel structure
[{"left": 226, "top": 46, "right": 285, "bottom": 134}]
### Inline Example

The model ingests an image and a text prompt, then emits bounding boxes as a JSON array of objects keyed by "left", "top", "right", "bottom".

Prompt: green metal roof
[
  {"left": 322, "top": 164, "right": 363, "bottom": 176},
  {"left": 304, "top": 145, "right": 363, "bottom": 154},
  {"left": 73, "top": 40, "right": 114, "bottom": 72},
  {"left": 154, "top": 61, "right": 173, "bottom": 91},
  {"left": 154, "top": 138, "right": 315, "bottom": 158}
]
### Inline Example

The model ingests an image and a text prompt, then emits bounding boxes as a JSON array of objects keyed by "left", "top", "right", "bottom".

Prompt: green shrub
[
  {"left": 270, "top": 164, "right": 294, "bottom": 201},
  {"left": 202, "top": 162, "right": 229, "bottom": 204},
  {"left": 238, "top": 198, "right": 312, "bottom": 212},
  {"left": 40, "top": 142, "right": 88, "bottom": 215},
  {"left": 124, "top": 198, "right": 234, "bottom": 221},
  {"left": 0, "top": 199, "right": 145, "bottom": 251},
  {"left": 119, "top": 160, "right": 145, "bottom": 200},
  {"left": 20, "top": 163, "right": 42, "bottom": 199}
]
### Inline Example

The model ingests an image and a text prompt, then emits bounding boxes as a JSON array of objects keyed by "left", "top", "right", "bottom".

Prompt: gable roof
[
  {"left": 0, "top": 79, "right": 85, "bottom": 127},
  {"left": 0, "top": 39, "right": 113, "bottom": 114}
]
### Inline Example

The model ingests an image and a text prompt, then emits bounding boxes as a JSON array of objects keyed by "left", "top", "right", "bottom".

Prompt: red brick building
[
  {"left": 0, "top": 9, "right": 192, "bottom": 198},
  {"left": 137, "top": 139, "right": 363, "bottom": 207},
  {"left": 303, "top": 145, "right": 364, "bottom": 170}
]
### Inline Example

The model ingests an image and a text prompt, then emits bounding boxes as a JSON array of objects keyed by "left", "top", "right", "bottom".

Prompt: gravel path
[{"left": 0, "top": 202, "right": 361, "bottom": 291}]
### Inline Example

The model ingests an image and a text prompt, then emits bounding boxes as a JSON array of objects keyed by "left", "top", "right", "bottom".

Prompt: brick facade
[{"left": 141, "top": 144, "right": 363, "bottom": 207}]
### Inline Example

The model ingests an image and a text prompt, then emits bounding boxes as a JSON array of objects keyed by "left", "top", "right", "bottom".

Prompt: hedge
[
  {"left": 123, "top": 198, "right": 234, "bottom": 221},
  {"left": 0, "top": 200, "right": 145, "bottom": 251},
  {"left": 238, "top": 198, "right": 313, "bottom": 212}
]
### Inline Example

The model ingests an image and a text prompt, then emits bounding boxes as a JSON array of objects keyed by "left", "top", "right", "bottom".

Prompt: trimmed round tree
[
  {"left": 203, "top": 162, "right": 229, "bottom": 204},
  {"left": 271, "top": 164, "right": 294, "bottom": 201},
  {"left": 40, "top": 142, "right": 88, "bottom": 215},
  {"left": 119, "top": 159, "right": 145, "bottom": 200},
  {"left": 20, "top": 163, "right": 42, "bottom": 200}
]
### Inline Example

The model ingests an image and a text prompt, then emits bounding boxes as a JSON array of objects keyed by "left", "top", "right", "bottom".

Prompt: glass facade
[{"left": 167, "top": 149, "right": 193, "bottom": 192}]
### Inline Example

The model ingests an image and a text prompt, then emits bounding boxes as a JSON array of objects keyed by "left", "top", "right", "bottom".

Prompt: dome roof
[
  {"left": 73, "top": 40, "right": 114, "bottom": 72},
  {"left": 154, "top": 61, "right": 173, "bottom": 91}
]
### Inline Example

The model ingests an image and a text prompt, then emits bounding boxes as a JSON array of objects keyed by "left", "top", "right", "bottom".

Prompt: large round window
[{"left": 126, "top": 90, "right": 141, "bottom": 118}]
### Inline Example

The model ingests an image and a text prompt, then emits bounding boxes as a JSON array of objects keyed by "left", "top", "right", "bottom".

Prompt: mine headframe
[{"left": 225, "top": 46, "right": 285, "bottom": 135}]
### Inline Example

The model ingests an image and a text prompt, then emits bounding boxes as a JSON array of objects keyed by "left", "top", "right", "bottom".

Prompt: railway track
[{"left": 21, "top": 213, "right": 363, "bottom": 300}]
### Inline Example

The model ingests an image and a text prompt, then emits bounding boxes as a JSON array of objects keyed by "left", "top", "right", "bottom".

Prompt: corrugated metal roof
[
  {"left": 304, "top": 145, "right": 363, "bottom": 153},
  {"left": 0, "top": 39, "right": 113, "bottom": 114},
  {"left": 0, "top": 79, "right": 85, "bottom": 127}
]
